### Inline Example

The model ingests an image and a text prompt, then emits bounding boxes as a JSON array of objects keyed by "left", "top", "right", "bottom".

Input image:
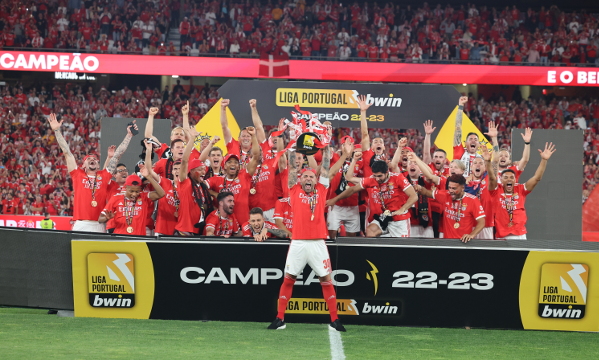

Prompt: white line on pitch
[{"left": 328, "top": 325, "right": 346, "bottom": 360}]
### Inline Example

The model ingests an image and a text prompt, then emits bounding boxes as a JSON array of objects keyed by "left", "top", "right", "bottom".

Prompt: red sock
[
  {"left": 321, "top": 281, "right": 338, "bottom": 322},
  {"left": 277, "top": 275, "right": 296, "bottom": 320}
]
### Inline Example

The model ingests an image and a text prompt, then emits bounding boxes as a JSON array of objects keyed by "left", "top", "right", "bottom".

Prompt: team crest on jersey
[
  {"left": 235, "top": 179, "right": 240, "bottom": 183},
  {"left": 264, "top": 165, "right": 268, "bottom": 170},
  {"left": 97, "top": 176, "right": 102, "bottom": 180},
  {"left": 514, "top": 195, "right": 519, "bottom": 199},
  {"left": 482, "top": 180, "right": 486, "bottom": 185},
  {"left": 137, "top": 200, "right": 142, "bottom": 205}
]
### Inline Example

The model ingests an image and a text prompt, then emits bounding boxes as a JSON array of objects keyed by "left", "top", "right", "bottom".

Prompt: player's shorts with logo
[
  {"left": 327, "top": 205, "right": 360, "bottom": 233},
  {"left": 285, "top": 240, "right": 331, "bottom": 277},
  {"left": 371, "top": 218, "right": 410, "bottom": 237}
]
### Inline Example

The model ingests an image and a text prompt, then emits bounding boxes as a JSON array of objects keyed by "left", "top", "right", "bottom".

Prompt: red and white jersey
[
  {"left": 225, "top": 138, "right": 270, "bottom": 167},
  {"left": 273, "top": 197, "right": 293, "bottom": 231},
  {"left": 360, "top": 172, "right": 413, "bottom": 222},
  {"left": 428, "top": 162, "right": 450, "bottom": 177},
  {"left": 328, "top": 158, "right": 364, "bottom": 207},
  {"left": 242, "top": 220, "right": 278, "bottom": 237},
  {"left": 175, "top": 178, "right": 210, "bottom": 234},
  {"left": 453, "top": 145, "right": 481, "bottom": 176},
  {"left": 361, "top": 149, "right": 386, "bottom": 177},
  {"left": 468, "top": 174, "right": 495, "bottom": 228},
  {"left": 70, "top": 168, "right": 113, "bottom": 221},
  {"left": 498, "top": 164, "right": 523, "bottom": 183},
  {"left": 204, "top": 210, "right": 240, "bottom": 236},
  {"left": 155, "top": 177, "right": 179, "bottom": 235},
  {"left": 248, "top": 158, "right": 278, "bottom": 211},
  {"left": 105, "top": 183, "right": 125, "bottom": 230},
  {"left": 102, "top": 193, "right": 154, "bottom": 236},
  {"left": 490, "top": 183, "right": 531, "bottom": 238},
  {"left": 432, "top": 190, "right": 485, "bottom": 239},
  {"left": 205, "top": 171, "right": 251, "bottom": 226},
  {"left": 289, "top": 182, "right": 329, "bottom": 240}
]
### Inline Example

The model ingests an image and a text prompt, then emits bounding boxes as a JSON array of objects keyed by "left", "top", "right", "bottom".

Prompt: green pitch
[{"left": 0, "top": 307, "right": 597, "bottom": 359}]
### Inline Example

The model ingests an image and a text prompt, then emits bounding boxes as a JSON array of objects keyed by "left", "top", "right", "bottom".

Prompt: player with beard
[
  {"left": 486, "top": 121, "right": 532, "bottom": 182},
  {"left": 205, "top": 126, "right": 261, "bottom": 227},
  {"left": 153, "top": 139, "right": 186, "bottom": 179},
  {"left": 273, "top": 197, "right": 293, "bottom": 238},
  {"left": 489, "top": 142, "right": 556, "bottom": 240},
  {"left": 242, "top": 207, "right": 288, "bottom": 241},
  {"left": 205, "top": 191, "right": 242, "bottom": 237},
  {"left": 422, "top": 120, "right": 450, "bottom": 177},
  {"left": 105, "top": 163, "right": 128, "bottom": 233},
  {"left": 199, "top": 136, "right": 224, "bottom": 179},
  {"left": 268, "top": 146, "right": 347, "bottom": 332},
  {"left": 98, "top": 166, "right": 165, "bottom": 236},
  {"left": 48, "top": 113, "right": 136, "bottom": 232},
  {"left": 173, "top": 128, "right": 213, "bottom": 236},
  {"left": 327, "top": 138, "right": 362, "bottom": 239},
  {"left": 416, "top": 172, "right": 486, "bottom": 242},
  {"left": 357, "top": 96, "right": 387, "bottom": 177},
  {"left": 452, "top": 96, "right": 482, "bottom": 176},
  {"left": 466, "top": 145, "right": 496, "bottom": 239},
  {"left": 329, "top": 160, "right": 418, "bottom": 237}
]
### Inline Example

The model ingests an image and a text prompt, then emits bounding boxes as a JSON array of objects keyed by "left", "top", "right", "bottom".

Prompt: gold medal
[
  {"left": 454, "top": 222, "right": 460, "bottom": 229},
  {"left": 250, "top": 188, "right": 256, "bottom": 195},
  {"left": 311, "top": 214, "right": 314, "bottom": 221},
  {"left": 508, "top": 222, "right": 514, "bottom": 227},
  {"left": 126, "top": 226, "right": 133, "bottom": 233},
  {"left": 383, "top": 210, "right": 391, "bottom": 216},
  {"left": 174, "top": 211, "right": 179, "bottom": 218},
  {"left": 91, "top": 200, "right": 97, "bottom": 207}
]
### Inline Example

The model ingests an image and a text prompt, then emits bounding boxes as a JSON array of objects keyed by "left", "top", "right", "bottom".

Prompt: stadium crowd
[
  {"left": 0, "top": 1, "right": 598, "bottom": 64},
  {"left": 0, "top": 79, "right": 596, "bottom": 240}
]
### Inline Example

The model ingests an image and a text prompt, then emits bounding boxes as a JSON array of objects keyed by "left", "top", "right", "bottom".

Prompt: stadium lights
[
  {"left": 172, "top": 75, "right": 179, "bottom": 78},
  {"left": 462, "top": 83, "right": 468, "bottom": 86}
]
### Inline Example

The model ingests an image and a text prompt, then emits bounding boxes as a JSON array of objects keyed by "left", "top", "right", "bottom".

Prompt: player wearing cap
[
  {"left": 241, "top": 207, "right": 288, "bottom": 240},
  {"left": 489, "top": 142, "right": 556, "bottom": 240},
  {"left": 486, "top": 120, "right": 533, "bottom": 182},
  {"left": 330, "top": 160, "right": 418, "bottom": 237},
  {"left": 452, "top": 96, "right": 482, "bottom": 177},
  {"left": 174, "top": 129, "right": 213, "bottom": 236},
  {"left": 206, "top": 126, "right": 261, "bottom": 227},
  {"left": 204, "top": 191, "right": 242, "bottom": 237},
  {"left": 99, "top": 167, "right": 165, "bottom": 235},
  {"left": 48, "top": 113, "right": 136, "bottom": 232},
  {"left": 269, "top": 146, "right": 347, "bottom": 332},
  {"left": 327, "top": 138, "right": 362, "bottom": 238}
]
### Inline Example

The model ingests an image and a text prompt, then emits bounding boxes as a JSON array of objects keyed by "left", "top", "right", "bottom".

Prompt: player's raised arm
[
  {"left": 422, "top": 120, "right": 436, "bottom": 164},
  {"left": 517, "top": 127, "right": 533, "bottom": 171},
  {"left": 524, "top": 142, "right": 556, "bottom": 192},
  {"left": 199, "top": 136, "right": 221, "bottom": 162},
  {"left": 102, "top": 145, "right": 116, "bottom": 170},
  {"left": 329, "top": 141, "right": 352, "bottom": 181},
  {"left": 344, "top": 151, "right": 362, "bottom": 184},
  {"left": 484, "top": 120, "right": 499, "bottom": 172},
  {"left": 390, "top": 137, "right": 407, "bottom": 173},
  {"left": 453, "top": 96, "right": 467, "bottom": 147},
  {"left": 249, "top": 99, "right": 266, "bottom": 144},
  {"left": 287, "top": 150, "right": 298, "bottom": 189},
  {"left": 319, "top": 146, "right": 332, "bottom": 183},
  {"left": 181, "top": 100, "right": 191, "bottom": 142},
  {"left": 48, "top": 113, "right": 77, "bottom": 172},
  {"left": 408, "top": 152, "right": 440, "bottom": 185},
  {"left": 480, "top": 143, "right": 497, "bottom": 191},
  {"left": 144, "top": 106, "right": 160, "bottom": 142},
  {"left": 220, "top": 99, "right": 232, "bottom": 144},
  {"left": 179, "top": 128, "right": 195, "bottom": 182},
  {"left": 106, "top": 121, "right": 137, "bottom": 174},
  {"left": 357, "top": 95, "right": 371, "bottom": 151}
]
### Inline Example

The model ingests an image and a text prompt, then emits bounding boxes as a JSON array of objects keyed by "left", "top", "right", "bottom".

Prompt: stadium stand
[{"left": 0, "top": 1, "right": 597, "bottom": 64}]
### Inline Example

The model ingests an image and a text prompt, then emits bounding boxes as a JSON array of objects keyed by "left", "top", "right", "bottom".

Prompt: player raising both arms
[
  {"left": 48, "top": 113, "right": 136, "bottom": 232},
  {"left": 452, "top": 96, "right": 481, "bottom": 176},
  {"left": 268, "top": 145, "right": 346, "bottom": 332},
  {"left": 485, "top": 120, "right": 533, "bottom": 182}
]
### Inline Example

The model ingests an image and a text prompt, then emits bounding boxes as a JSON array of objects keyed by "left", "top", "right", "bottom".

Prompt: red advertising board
[
  {"left": 1, "top": 51, "right": 598, "bottom": 86},
  {"left": 0, "top": 215, "right": 73, "bottom": 230}
]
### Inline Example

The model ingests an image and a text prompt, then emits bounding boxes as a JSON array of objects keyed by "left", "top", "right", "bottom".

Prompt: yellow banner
[
  {"left": 434, "top": 106, "right": 491, "bottom": 159},
  {"left": 284, "top": 298, "right": 359, "bottom": 315}
]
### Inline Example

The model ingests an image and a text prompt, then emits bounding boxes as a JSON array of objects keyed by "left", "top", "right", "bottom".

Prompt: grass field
[{"left": 0, "top": 307, "right": 597, "bottom": 359}]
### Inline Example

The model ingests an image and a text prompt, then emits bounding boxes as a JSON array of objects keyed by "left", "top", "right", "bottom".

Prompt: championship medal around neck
[
  {"left": 126, "top": 226, "right": 134, "bottom": 233},
  {"left": 91, "top": 200, "right": 97, "bottom": 207},
  {"left": 454, "top": 222, "right": 460, "bottom": 229},
  {"left": 383, "top": 210, "right": 391, "bottom": 216},
  {"left": 250, "top": 188, "right": 257, "bottom": 195}
]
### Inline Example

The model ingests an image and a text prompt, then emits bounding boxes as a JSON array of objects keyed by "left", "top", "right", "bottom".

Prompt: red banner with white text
[
  {"left": 1, "top": 51, "right": 599, "bottom": 86},
  {"left": 0, "top": 215, "right": 73, "bottom": 230}
]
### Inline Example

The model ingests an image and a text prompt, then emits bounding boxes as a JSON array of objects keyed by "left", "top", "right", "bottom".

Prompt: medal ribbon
[
  {"left": 222, "top": 177, "right": 237, "bottom": 193},
  {"left": 505, "top": 194, "right": 514, "bottom": 224},
  {"left": 172, "top": 180, "right": 179, "bottom": 211},
  {"left": 218, "top": 211, "right": 231, "bottom": 235},
  {"left": 87, "top": 175, "right": 98, "bottom": 201},
  {"left": 305, "top": 189, "right": 318, "bottom": 218},
  {"left": 377, "top": 183, "right": 391, "bottom": 212},
  {"left": 250, "top": 163, "right": 262, "bottom": 190},
  {"left": 454, "top": 198, "right": 463, "bottom": 225},
  {"left": 124, "top": 197, "right": 134, "bottom": 227}
]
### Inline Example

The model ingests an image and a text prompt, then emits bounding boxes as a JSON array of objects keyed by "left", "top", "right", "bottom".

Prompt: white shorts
[
  {"left": 410, "top": 224, "right": 434, "bottom": 238},
  {"left": 475, "top": 227, "right": 494, "bottom": 240},
  {"left": 146, "top": 227, "right": 154, "bottom": 236},
  {"left": 72, "top": 220, "right": 106, "bottom": 233},
  {"left": 327, "top": 205, "right": 360, "bottom": 233},
  {"left": 285, "top": 240, "right": 332, "bottom": 278},
  {"left": 371, "top": 218, "right": 410, "bottom": 237},
  {"left": 263, "top": 208, "right": 275, "bottom": 223},
  {"left": 498, "top": 234, "right": 527, "bottom": 240}
]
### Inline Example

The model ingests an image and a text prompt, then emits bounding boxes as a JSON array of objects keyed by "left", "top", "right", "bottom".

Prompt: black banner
[{"left": 218, "top": 80, "right": 459, "bottom": 130}]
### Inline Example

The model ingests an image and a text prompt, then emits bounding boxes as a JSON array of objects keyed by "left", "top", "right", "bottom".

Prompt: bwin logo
[
  {"left": 349, "top": 90, "right": 402, "bottom": 107},
  {"left": 92, "top": 294, "right": 132, "bottom": 308},
  {"left": 362, "top": 302, "right": 398, "bottom": 314},
  {"left": 540, "top": 305, "right": 582, "bottom": 319}
]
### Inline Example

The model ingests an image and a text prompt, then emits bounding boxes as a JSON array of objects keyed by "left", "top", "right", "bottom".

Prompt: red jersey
[
  {"left": 70, "top": 168, "right": 113, "bottom": 221},
  {"left": 241, "top": 221, "right": 277, "bottom": 237},
  {"left": 360, "top": 173, "right": 413, "bottom": 222},
  {"left": 273, "top": 197, "right": 293, "bottom": 231},
  {"left": 175, "top": 178, "right": 211, "bottom": 234},
  {"left": 432, "top": 190, "right": 485, "bottom": 239},
  {"left": 248, "top": 158, "right": 278, "bottom": 211},
  {"left": 499, "top": 164, "right": 523, "bottom": 182},
  {"left": 490, "top": 183, "right": 530, "bottom": 238},
  {"left": 362, "top": 149, "right": 386, "bottom": 177},
  {"left": 289, "top": 182, "right": 329, "bottom": 240},
  {"left": 328, "top": 158, "right": 363, "bottom": 207},
  {"left": 1, "top": 199, "right": 18, "bottom": 214},
  {"left": 205, "top": 171, "right": 251, "bottom": 225},
  {"left": 105, "top": 183, "right": 125, "bottom": 230},
  {"left": 428, "top": 162, "right": 450, "bottom": 177},
  {"left": 453, "top": 145, "right": 481, "bottom": 176},
  {"left": 102, "top": 193, "right": 154, "bottom": 236},
  {"left": 155, "top": 177, "right": 180, "bottom": 235},
  {"left": 204, "top": 210, "right": 240, "bottom": 236},
  {"left": 468, "top": 174, "right": 495, "bottom": 228},
  {"left": 405, "top": 176, "right": 433, "bottom": 227}
]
